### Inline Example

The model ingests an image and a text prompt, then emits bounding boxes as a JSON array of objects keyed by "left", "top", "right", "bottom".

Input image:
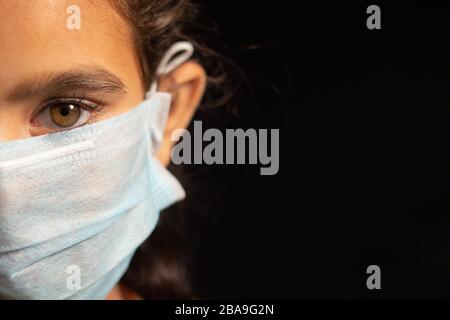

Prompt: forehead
[{"left": 0, "top": 0, "right": 138, "bottom": 94}]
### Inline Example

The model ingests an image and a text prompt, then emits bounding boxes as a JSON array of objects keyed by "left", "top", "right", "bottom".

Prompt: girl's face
[
  {"left": 0, "top": 0, "right": 207, "bottom": 300},
  {"left": 0, "top": 0, "right": 146, "bottom": 141}
]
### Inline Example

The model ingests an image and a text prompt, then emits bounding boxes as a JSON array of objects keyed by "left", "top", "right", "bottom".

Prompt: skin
[{"left": 0, "top": 0, "right": 206, "bottom": 299}]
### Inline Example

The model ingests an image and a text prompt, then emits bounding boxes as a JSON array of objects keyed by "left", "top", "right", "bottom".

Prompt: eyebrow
[{"left": 6, "top": 65, "right": 127, "bottom": 102}]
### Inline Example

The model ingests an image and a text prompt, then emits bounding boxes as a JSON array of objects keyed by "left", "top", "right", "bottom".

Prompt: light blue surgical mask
[{"left": 0, "top": 42, "right": 194, "bottom": 300}]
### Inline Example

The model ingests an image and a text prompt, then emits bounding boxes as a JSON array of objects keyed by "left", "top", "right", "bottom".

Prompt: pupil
[{"left": 60, "top": 106, "right": 70, "bottom": 117}]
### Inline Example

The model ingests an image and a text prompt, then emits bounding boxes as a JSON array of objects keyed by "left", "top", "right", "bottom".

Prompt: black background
[{"left": 181, "top": 1, "right": 450, "bottom": 299}]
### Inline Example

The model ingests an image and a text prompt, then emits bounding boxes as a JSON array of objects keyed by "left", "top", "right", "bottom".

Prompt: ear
[{"left": 155, "top": 61, "right": 207, "bottom": 166}]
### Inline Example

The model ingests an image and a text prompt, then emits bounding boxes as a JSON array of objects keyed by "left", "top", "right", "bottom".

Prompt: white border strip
[{"left": 0, "top": 140, "right": 95, "bottom": 170}]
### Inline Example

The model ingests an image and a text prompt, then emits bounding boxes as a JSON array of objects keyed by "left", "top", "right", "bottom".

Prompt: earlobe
[{"left": 156, "top": 61, "right": 207, "bottom": 166}]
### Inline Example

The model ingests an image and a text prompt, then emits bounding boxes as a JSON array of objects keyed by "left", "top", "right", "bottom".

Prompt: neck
[{"left": 105, "top": 284, "right": 142, "bottom": 300}]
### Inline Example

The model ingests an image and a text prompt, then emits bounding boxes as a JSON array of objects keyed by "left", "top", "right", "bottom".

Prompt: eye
[{"left": 32, "top": 99, "right": 99, "bottom": 131}]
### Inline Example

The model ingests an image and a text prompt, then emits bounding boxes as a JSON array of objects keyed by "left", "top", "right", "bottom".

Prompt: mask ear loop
[{"left": 146, "top": 42, "right": 195, "bottom": 99}]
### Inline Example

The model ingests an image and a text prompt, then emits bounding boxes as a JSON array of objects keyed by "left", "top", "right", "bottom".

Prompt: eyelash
[
  {"left": 42, "top": 93, "right": 104, "bottom": 113},
  {"left": 32, "top": 94, "right": 105, "bottom": 119}
]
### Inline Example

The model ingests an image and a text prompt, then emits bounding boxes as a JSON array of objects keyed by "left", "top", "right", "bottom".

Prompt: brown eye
[
  {"left": 32, "top": 99, "right": 96, "bottom": 131},
  {"left": 49, "top": 104, "right": 81, "bottom": 128}
]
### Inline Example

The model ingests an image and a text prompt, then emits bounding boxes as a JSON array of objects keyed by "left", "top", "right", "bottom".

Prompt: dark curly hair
[
  {"left": 111, "top": 0, "right": 242, "bottom": 109},
  {"left": 109, "top": 0, "right": 243, "bottom": 299}
]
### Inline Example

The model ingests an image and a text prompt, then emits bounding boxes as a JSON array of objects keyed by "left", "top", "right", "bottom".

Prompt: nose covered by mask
[{"left": 0, "top": 42, "right": 194, "bottom": 300}]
